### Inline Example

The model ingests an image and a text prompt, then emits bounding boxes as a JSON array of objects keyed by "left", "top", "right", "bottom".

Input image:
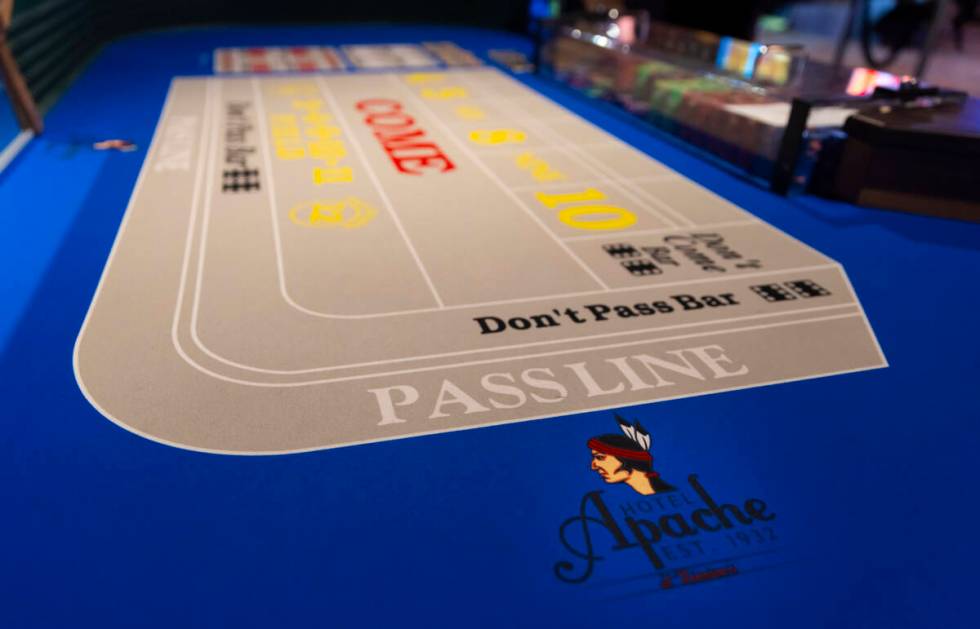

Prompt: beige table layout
[{"left": 75, "top": 68, "right": 886, "bottom": 454}]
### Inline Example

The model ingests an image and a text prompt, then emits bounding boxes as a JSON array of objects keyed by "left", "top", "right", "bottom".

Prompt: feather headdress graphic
[{"left": 587, "top": 415, "right": 675, "bottom": 496}]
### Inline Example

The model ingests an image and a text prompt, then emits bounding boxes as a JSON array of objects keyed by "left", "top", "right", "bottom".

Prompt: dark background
[
  {"left": 8, "top": 0, "right": 535, "bottom": 107},
  {"left": 7, "top": 0, "right": 776, "bottom": 108}
]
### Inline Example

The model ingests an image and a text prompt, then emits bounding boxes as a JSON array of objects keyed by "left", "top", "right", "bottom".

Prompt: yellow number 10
[{"left": 535, "top": 188, "right": 636, "bottom": 231}]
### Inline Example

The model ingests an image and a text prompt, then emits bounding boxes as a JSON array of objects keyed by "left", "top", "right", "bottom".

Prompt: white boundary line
[
  {"left": 185, "top": 298, "right": 859, "bottom": 378},
  {"left": 462, "top": 71, "right": 699, "bottom": 228},
  {"left": 837, "top": 266, "right": 889, "bottom": 367},
  {"left": 389, "top": 74, "right": 611, "bottom": 291},
  {"left": 627, "top": 180, "right": 711, "bottom": 227},
  {"left": 185, "top": 72, "right": 840, "bottom": 323},
  {"left": 175, "top": 79, "right": 866, "bottom": 377},
  {"left": 181, "top": 110, "right": 854, "bottom": 377},
  {"left": 86, "top": 355, "right": 888, "bottom": 456},
  {"left": 0, "top": 130, "right": 34, "bottom": 175},
  {"left": 220, "top": 74, "right": 612, "bottom": 319},
  {"left": 482, "top": 68, "right": 811, "bottom": 236},
  {"left": 192, "top": 221, "right": 841, "bottom": 319},
  {"left": 180, "top": 97, "right": 851, "bottom": 380},
  {"left": 176, "top": 309, "right": 867, "bottom": 387},
  {"left": 76, "top": 78, "right": 886, "bottom": 373},
  {"left": 186, "top": 81, "right": 222, "bottom": 352},
  {"left": 478, "top": 67, "right": 892, "bottom": 365},
  {"left": 532, "top": 130, "right": 696, "bottom": 229},
  {"left": 181, "top": 159, "right": 853, "bottom": 374},
  {"left": 509, "top": 173, "right": 680, "bottom": 192},
  {"left": 460, "top": 71, "right": 688, "bottom": 230},
  {"left": 315, "top": 76, "right": 446, "bottom": 307},
  {"left": 488, "top": 67, "right": 764, "bottom": 228},
  {"left": 72, "top": 74, "right": 889, "bottom": 456},
  {"left": 77, "top": 76, "right": 880, "bottom": 387},
  {"left": 249, "top": 77, "right": 447, "bottom": 315},
  {"left": 74, "top": 79, "right": 182, "bottom": 403},
  {"left": 562, "top": 219, "right": 757, "bottom": 242},
  {"left": 183, "top": 128, "right": 852, "bottom": 377}
]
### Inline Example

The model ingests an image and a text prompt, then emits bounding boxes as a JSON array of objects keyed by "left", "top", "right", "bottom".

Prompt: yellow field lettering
[
  {"left": 307, "top": 139, "right": 347, "bottom": 164},
  {"left": 305, "top": 125, "right": 342, "bottom": 141},
  {"left": 270, "top": 113, "right": 297, "bottom": 127},
  {"left": 271, "top": 125, "right": 300, "bottom": 138},
  {"left": 276, "top": 145, "right": 306, "bottom": 160},
  {"left": 275, "top": 83, "right": 318, "bottom": 96},
  {"left": 454, "top": 105, "right": 486, "bottom": 120},
  {"left": 312, "top": 167, "right": 354, "bottom": 184},
  {"left": 289, "top": 197, "right": 377, "bottom": 228},
  {"left": 405, "top": 72, "right": 446, "bottom": 85},
  {"left": 270, "top": 113, "right": 305, "bottom": 160},
  {"left": 291, "top": 98, "right": 324, "bottom": 112},
  {"left": 535, "top": 187, "right": 637, "bottom": 231},
  {"left": 535, "top": 187, "right": 605, "bottom": 208},
  {"left": 421, "top": 86, "right": 468, "bottom": 100},
  {"left": 302, "top": 113, "right": 335, "bottom": 127},
  {"left": 515, "top": 151, "right": 564, "bottom": 182},
  {"left": 558, "top": 205, "right": 636, "bottom": 230},
  {"left": 276, "top": 97, "right": 354, "bottom": 183},
  {"left": 469, "top": 128, "right": 527, "bottom": 145}
]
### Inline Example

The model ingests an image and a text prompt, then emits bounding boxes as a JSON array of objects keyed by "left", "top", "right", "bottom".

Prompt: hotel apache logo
[{"left": 554, "top": 415, "right": 779, "bottom": 588}]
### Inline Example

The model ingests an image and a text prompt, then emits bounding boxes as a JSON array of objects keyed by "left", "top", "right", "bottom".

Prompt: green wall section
[
  {"left": 6, "top": 0, "right": 531, "bottom": 113},
  {"left": 0, "top": 81, "right": 20, "bottom": 147},
  {"left": 11, "top": 0, "right": 50, "bottom": 16}
]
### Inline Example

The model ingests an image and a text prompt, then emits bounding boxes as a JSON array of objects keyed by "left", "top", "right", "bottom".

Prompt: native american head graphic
[{"left": 587, "top": 415, "right": 675, "bottom": 496}]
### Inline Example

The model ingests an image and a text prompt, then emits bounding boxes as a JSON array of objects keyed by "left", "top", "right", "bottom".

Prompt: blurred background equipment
[
  {"left": 1, "top": 0, "right": 978, "bottom": 218},
  {"left": 0, "top": 0, "right": 531, "bottom": 171},
  {"left": 535, "top": 0, "right": 979, "bottom": 219},
  {"left": 1, "top": 0, "right": 531, "bottom": 114}
]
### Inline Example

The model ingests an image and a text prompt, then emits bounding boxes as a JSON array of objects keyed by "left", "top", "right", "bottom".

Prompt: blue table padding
[{"left": 1, "top": 25, "right": 979, "bottom": 629}]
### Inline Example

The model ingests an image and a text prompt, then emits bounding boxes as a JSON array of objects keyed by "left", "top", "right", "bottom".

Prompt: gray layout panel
[{"left": 75, "top": 71, "right": 886, "bottom": 454}]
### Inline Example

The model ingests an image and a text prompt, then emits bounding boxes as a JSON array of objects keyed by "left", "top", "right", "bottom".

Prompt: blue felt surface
[{"left": 1, "top": 25, "right": 979, "bottom": 628}]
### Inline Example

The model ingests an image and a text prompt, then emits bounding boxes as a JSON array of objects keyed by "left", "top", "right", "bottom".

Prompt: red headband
[{"left": 587, "top": 438, "right": 653, "bottom": 463}]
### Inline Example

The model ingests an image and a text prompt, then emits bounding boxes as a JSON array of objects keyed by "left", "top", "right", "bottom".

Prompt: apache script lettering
[{"left": 554, "top": 475, "right": 775, "bottom": 584}]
